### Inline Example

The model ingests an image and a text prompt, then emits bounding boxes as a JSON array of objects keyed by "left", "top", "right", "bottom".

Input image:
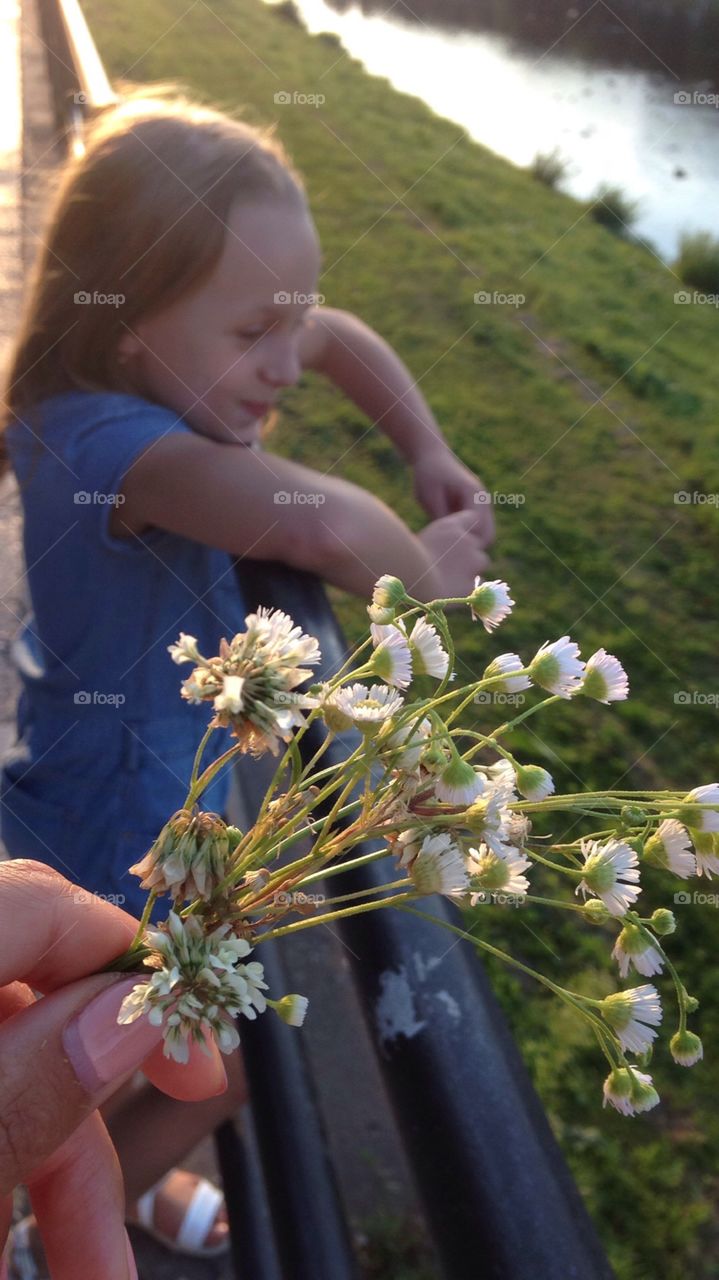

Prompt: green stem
[{"left": 257, "top": 890, "right": 417, "bottom": 943}]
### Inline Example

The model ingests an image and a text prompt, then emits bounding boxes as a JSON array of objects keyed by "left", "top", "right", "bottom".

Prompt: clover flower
[
  {"left": 171, "top": 607, "right": 321, "bottom": 757},
  {"left": 130, "top": 809, "right": 231, "bottom": 902},
  {"left": 575, "top": 838, "right": 641, "bottom": 917},
  {"left": 118, "top": 912, "right": 270, "bottom": 1063},
  {"left": 528, "top": 636, "right": 585, "bottom": 698}
]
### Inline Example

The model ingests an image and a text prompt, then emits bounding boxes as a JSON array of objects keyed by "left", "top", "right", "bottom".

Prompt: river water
[{"left": 277, "top": 0, "right": 719, "bottom": 262}]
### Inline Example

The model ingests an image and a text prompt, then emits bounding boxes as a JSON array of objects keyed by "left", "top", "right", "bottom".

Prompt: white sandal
[{"left": 134, "top": 1171, "right": 230, "bottom": 1258}]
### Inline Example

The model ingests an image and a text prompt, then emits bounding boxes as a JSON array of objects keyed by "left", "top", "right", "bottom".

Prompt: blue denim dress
[{"left": 1, "top": 391, "right": 250, "bottom": 915}]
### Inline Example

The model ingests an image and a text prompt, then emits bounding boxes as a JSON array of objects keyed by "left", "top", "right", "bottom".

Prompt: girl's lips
[{"left": 240, "top": 399, "right": 272, "bottom": 417}]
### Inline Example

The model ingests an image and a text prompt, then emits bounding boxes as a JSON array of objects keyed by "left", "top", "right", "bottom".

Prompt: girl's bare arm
[{"left": 114, "top": 433, "right": 485, "bottom": 600}]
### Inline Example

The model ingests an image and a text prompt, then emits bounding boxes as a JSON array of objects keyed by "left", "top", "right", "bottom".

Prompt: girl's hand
[
  {"left": 416, "top": 510, "right": 492, "bottom": 601},
  {"left": 412, "top": 447, "right": 495, "bottom": 548},
  {"left": 0, "top": 861, "right": 228, "bottom": 1280}
]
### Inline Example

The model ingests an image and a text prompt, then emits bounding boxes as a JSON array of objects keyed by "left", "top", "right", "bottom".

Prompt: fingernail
[
  {"left": 63, "top": 976, "right": 162, "bottom": 1094},
  {"left": 125, "top": 1232, "right": 138, "bottom": 1280}
]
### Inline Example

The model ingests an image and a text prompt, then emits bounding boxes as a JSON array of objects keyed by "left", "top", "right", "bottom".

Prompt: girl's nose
[{"left": 259, "top": 347, "right": 302, "bottom": 390}]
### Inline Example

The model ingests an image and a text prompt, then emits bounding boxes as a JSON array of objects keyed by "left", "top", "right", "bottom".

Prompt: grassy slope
[{"left": 82, "top": 1, "right": 719, "bottom": 1274}]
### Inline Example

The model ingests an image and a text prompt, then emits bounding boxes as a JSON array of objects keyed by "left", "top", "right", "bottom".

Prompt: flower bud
[
  {"left": 620, "top": 804, "right": 647, "bottom": 829},
  {"left": 583, "top": 899, "right": 611, "bottom": 925},
  {"left": 670, "top": 1029, "right": 703, "bottom": 1066},
  {"left": 650, "top": 908, "right": 676, "bottom": 936}
]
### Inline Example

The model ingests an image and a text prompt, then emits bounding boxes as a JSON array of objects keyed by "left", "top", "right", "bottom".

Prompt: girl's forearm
[{"left": 316, "top": 310, "right": 448, "bottom": 464}]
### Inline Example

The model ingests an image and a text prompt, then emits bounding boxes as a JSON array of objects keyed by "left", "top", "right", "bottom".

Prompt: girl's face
[{"left": 118, "top": 196, "right": 322, "bottom": 445}]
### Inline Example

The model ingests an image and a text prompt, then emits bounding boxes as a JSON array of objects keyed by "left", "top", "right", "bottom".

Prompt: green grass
[
  {"left": 81, "top": 1, "right": 719, "bottom": 1274},
  {"left": 675, "top": 231, "right": 719, "bottom": 293}
]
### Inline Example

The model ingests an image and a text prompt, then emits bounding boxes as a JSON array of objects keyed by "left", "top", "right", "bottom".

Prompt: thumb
[{"left": 0, "top": 973, "right": 162, "bottom": 1193}]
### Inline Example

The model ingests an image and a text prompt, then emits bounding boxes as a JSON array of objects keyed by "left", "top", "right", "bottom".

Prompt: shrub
[
  {"left": 675, "top": 230, "right": 719, "bottom": 293},
  {"left": 589, "top": 184, "right": 638, "bottom": 234},
  {"left": 529, "top": 148, "right": 567, "bottom": 188}
]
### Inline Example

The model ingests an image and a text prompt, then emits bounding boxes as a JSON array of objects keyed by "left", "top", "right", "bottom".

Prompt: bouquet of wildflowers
[{"left": 112, "top": 574, "right": 714, "bottom": 1118}]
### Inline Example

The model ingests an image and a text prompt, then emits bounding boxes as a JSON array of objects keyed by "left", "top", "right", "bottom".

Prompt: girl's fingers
[{"left": 28, "top": 1112, "right": 136, "bottom": 1280}]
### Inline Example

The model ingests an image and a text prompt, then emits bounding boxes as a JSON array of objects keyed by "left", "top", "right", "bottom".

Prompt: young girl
[{"left": 0, "top": 88, "right": 493, "bottom": 1261}]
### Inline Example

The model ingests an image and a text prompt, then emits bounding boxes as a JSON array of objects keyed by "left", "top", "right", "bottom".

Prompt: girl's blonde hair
[{"left": 1, "top": 85, "right": 306, "bottom": 476}]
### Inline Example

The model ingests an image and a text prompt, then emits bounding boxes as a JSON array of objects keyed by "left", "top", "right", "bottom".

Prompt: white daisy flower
[
  {"left": 482, "top": 652, "right": 532, "bottom": 694},
  {"left": 575, "top": 838, "right": 641, "bottom": 917},
  {"left": 484, "top": 759, "right": 519, "bottom": 804},
  {"left": 580, "top": 649, "right": 629, "bottom": 704},
  {"left": 466, "top": 844, "right": 531, "bottom": 905},
  {"left": 516, "top": 764, "right": 555, "bottom": 802},
  {"left": 214, "top": 674, "right": 245, "bottom": 715},
  {"left": 167, "top": 633, "right": 202, "bottom": 665},
  {"left": 328, "top": 682, "right": 404, "bottom": 727},
  {"left": 469, "top": 577, "right": 514, "bottom": 632},
  {"left": 670, "top": 1029, "right": 703, "bottom": 1067},
  {"left": 370, "top": 623, "right": 413, "bottom": 689},
  {"left": 643, "top": 819, "right": 696, "bottom": 879},
  {"left": 367, "top": 574, "right": 405, "bottom": 624},
  {"left": 692, "top": 831, "right": 719, "bottom": 879},
  {"left": 602, "top": 1067, "right": 660, "bottom": 1116},
  {"left": 528, "top": 636, "right": 585, "bottom": 699},
  {"left": 434, "top": 754, "right": 486, "bottom": 806},
  {"left": 409, "top": 617, "right": 449, "bottom": 679},
  {"left": 409, "top": 832, "right": 469, "bottom": 896},
  {"left": 680, "top": 784, "right": 719, "bottom": 834},
  {"left": 384, "top": 716, "right": 432, "bottom": 770},
  {"left": 270, "top": 994, "right": 309, "bottom": 1027},
  {"left": 600, "top": 984, "right": 662, "bottom": 1055},
  {"left": 611, "top": 922, "right": 665, "bottom": 979}
]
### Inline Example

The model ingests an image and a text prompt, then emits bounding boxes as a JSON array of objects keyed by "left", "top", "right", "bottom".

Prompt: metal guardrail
[{"left": 35, "top": 2, "right": 617, "bottom": 1274}]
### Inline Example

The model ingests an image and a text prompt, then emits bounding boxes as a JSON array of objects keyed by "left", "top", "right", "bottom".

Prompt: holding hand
[
  {"left": 412, "top": 447, "right": 495, "bottom": 548},
  {"left": 0, "top": 861, "right": 228, "bottom": 1280},
  {"left": 417, "top": 509, "right": 492, "bottom": 601}
]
